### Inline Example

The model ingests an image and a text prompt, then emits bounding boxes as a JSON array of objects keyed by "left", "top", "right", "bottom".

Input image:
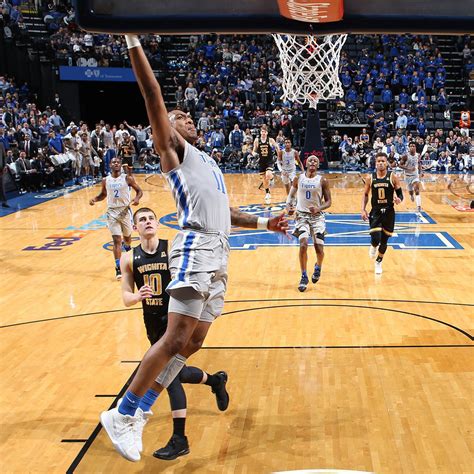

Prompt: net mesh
[{"left": 273, "top": 33, "right": 348, "bottom": 109}]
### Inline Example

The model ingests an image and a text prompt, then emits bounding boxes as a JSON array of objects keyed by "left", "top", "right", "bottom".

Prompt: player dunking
[
  {"left": 120, "top": 207, "right": 229, "bottom": 460},
  {"left": 253, "top": 126, "right": 277, "bottom": 204},
  {"left": 277, "top": 138, "right": 305, "bottom": 195},
  {"left": 286, "top": 155, "right": 332, "bottom": 292},
  {"left": 399, "top": 142, "right": 422, "bottom": 212},
  {"left": 89, "top": 156, "right": 142, "bottom": 279},
  {"left": 99, "top": 34, "right": 288, "bottom": 463},
  {"left": 361, "top": 152, "right": 403, "bottom": 274}
]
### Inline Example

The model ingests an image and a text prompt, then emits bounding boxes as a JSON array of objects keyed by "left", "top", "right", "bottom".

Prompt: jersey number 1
[{"left": 378, "top": 188, "right": 385, "bottom": 200}]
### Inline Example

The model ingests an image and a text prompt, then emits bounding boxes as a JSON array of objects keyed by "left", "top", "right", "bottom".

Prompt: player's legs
[
  {"left": 263, "top": 169, "right": 273, "bottom": 204},
  {"left": 374, "top": 209, "right": 395, "bottom": 274},
  {"left": 281, "top": 172, "right": 291, "bottom": 194},
  {"left": 153, "top": 376, "right": 190, "bottom": 460},
  {"left": 310, "top": 216, "right": 325, "bottom": 283},
  {"left": 127, "top": 312, "right": 200, "bottom": 399},
  {"left": 413, "top": 180, "right": 422, "bottom": 211},
  {"left": 120, "top": 213, "right": 133, "bottom": 252},
  {"left": 312, "top": 240, "right": 324, "bottom": 283},
  {"left": 112, "top": 234, "right": 122, "bottom": 279},
  {"left": 298, "top": 237, "right": 309, "bottom": 292}
]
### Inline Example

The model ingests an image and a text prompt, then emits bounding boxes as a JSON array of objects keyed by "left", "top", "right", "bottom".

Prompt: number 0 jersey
[
  {"left": 370, "top": 171, "right": 395, "bottom": 211},
  {"left": 132, "top": 240, "right": 171, "bottom": 317},
  {"left": 296, "top": 173, "right": 323, "bottom": 213}
]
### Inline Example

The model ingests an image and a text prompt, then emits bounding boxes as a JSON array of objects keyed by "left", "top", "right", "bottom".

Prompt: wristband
[
  {"left": 125, "top": 35, "right": 141, "bottom": 49},
  {"left": 257, "top": 217, "right": 269, "bottom": 230}
]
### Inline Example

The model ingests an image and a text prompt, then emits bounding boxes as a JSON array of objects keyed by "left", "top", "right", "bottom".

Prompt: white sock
[{"left": 415, "top": 195, "right": 422, "bottom": 207}]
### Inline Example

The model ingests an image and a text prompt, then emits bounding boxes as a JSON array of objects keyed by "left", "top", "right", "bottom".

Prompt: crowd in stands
[{"left": 1, "top": 2, "right": 472, "bottom": 202}]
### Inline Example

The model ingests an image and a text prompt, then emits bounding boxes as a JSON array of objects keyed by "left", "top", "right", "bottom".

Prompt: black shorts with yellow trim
[
  {"left": 259, "top": 158, "right": 274, "bottom": 174},
  {"left": 122, "top": 156, "right": 133, "bottom": 168},
  {"left": 369, "top": 207, "right": 395, "bottom": 235}
]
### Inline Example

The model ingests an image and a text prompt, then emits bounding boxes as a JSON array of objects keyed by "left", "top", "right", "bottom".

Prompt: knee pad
[
  {"left": 155, "top": 354, "right": 187, "bottom": 388},
  {"left": 370, "top": 231, "right": 381, "bottom": 247},
  {"left": 379, "top": 232, "right": 390, "bottom": 254}
]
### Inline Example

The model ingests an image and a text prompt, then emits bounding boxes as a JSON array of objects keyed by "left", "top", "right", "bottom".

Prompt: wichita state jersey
[
  {"left": 132, "top": 240, "right": 171, "bottom": 316},
  {"left": 371, "top": 171, "right": 395, "bottom": 210}
]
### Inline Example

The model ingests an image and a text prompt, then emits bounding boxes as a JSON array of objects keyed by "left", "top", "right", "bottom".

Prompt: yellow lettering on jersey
[
  {"left": 144, "top": 298, "right": 164, "bottom": 306},
  {"left": 137, "top": 263, "right": 168, "bottom": 274},
  {"left": 143, "top": 273, "right": 163, "bottom": 295}
]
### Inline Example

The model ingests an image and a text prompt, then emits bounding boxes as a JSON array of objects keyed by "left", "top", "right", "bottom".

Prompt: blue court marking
[{"left": 160, "top": 203, "right": 463, "bottom": 251}]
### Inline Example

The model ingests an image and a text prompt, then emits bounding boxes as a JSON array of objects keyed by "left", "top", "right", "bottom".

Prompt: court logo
[
  {"left": 160, "top": 202, "right": 463, "bottom": 251},
  {"left": 23, "top": 231, "right": 90, "bottom": 251}
]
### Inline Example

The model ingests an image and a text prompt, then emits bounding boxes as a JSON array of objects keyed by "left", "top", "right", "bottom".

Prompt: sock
[
  {"left": 115, "top": 258, "right": 120, "bottom": 269},
  {"left": 138, "top": 388, "right": 159, "bottom": 412},
  {"left": 265, "top": 188, "right": 270, "bottom": 194},
  {"left": 302, "top": 270, "right": 307, "bottom": 277},
  {"left": 173, "top": 417, "right": 186, "bottom": 437},
  {"left": 204, "top": 373, "right": 219, "bottom": 388},
  {"left": 118, "top": 390, "right": 142, "bottom": 416},
  {"left": 415, "top": 195, "right": 422, "bottom": 207},
  {"left": 376, "top": 256, "right": 383, "bottom": 263},
  {"left": 314, "top": 264, "right": 321, "bottom": 270},
  {"left": 123, "top": 244, "right": 131, "bottom": 252}
]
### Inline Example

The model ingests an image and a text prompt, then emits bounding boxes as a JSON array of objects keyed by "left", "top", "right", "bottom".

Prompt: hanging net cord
[{"left": 273, "top": 34, "right": 348, "bottom": 108}]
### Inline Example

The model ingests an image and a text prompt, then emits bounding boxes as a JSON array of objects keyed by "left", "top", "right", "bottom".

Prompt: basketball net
[{"left": 273, "top": 33, "right": 348, "bottom": 109}]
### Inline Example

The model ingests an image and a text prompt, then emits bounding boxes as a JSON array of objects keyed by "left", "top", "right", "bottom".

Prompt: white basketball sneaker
[
  {"left": 264, "top": 193, "right": 271, "bottom": 205},
  {"left": 369, "top": 245, "right": 378, "bottom": 259},
  {"left": 375, "top": 260, "right": 383, "bottom": 274},
  {"left": 100, "top": 407, "right": 141, "bottom": 462},
  {"left": 134, "top": 407, "right": 153, "bottom": 453}
]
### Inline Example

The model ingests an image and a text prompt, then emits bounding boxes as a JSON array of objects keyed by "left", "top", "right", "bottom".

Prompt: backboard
[{"left": 74, "top": 0, "right": 474, "bottom": 35}]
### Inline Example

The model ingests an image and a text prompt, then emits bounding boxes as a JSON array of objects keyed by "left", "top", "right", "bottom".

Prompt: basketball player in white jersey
[
  {"left": 277, "top": 138, "right": 304, "bottom": 194},
  {"left": 399, "top": 142, "right": 422, "bottom": 212},
  {"left": 89, "top": 156, "right": 143, "bottom": 279},
  {"left": 99, "top": 34, "right": 288, "bottom": 463},
  {"left": 286, "top": 155, "right": 332, "bottom": 292},
  {"left": 253, "top": 126, "right": 278, "bottom": 204}
]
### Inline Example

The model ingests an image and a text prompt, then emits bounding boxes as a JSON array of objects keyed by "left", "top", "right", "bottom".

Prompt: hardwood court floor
[{"left": 0, "top": 172, "right": 473, "bottom": 473}]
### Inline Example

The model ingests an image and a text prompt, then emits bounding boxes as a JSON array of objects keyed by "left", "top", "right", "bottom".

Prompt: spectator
[{"left": 396, "top": 110, "right": 407, "bottom": 129}]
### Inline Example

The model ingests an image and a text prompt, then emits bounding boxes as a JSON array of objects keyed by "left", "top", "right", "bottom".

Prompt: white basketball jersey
[
  {"left": 106, "top": 174, "right": 130, "bottom": 208},
  {"left": 281, "top": 149, "right": 297, "bottom": 171},
  {"left": 164, "top": 141, "right": 231, "bottom": 235},
  {"left": 297, "top": 173, "right": 323, "bottom": 213},
  {"left": 405, "top": 153, "right": 420, "bottom": 177}
]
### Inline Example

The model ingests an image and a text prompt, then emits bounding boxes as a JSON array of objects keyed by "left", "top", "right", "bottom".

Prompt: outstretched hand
[{"left": 267, "top": 213, "right": 289, "bottom": 235}]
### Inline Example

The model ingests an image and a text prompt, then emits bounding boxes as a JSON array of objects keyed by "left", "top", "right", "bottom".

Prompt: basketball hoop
[{"left": 273, "top": 33, "right": 348, "bottom": 109}]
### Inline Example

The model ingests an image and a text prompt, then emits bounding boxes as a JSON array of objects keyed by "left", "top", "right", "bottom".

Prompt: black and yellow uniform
[
  {"left": 256, "top": 138, "right": 274, "bottom": 174},
  {"left": 132, "top": 240, "right": 171, "bottom": 344},
  {"left": 118, "top": 140, "right": 135, "bottom": 168},
  {"left": 369, "top": 170, "right": 396, "bottom": 235}
]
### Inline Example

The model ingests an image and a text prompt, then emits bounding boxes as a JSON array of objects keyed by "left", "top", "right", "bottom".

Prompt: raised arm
[
  {"left": 230, "top": 207, "right": 288, "bottom": 234},
  {"left": 125, "top": 35, "right": 183, "bottom": 172}
]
